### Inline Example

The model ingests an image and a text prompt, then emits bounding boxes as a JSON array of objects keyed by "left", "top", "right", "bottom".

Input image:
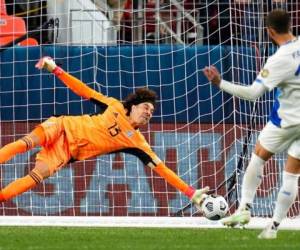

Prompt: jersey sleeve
[
  {"left": 130, "top": 135, "right": 191, "bottom": 195},
  {"left": 131, "top": 136, "right": 162, "bottom": 167},
  {"left": 255, "top": 53, "right": 295, "bottom": 91},
  {"left": 220, "top": 79, "right": 267, "bottom": 101},
  {"left": 56, "top": 69, "right": 111, "bottom": 104}
]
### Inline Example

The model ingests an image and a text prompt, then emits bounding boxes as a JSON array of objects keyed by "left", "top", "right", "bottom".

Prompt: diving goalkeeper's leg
[
  {"left": 0, "top": 161, "right": 49, "bottom": 202},
  {"left": 0, "top": 126, "right": 47, "bottom": 202},
  {"left": 0, "top": 126, "right": 45, "bottom": 164}
]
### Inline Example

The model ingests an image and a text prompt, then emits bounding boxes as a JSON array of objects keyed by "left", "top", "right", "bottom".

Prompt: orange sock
[
  {"left": 0, "top": 171, "right": 42, "bottom": 202},
  {"left": 153, "top": 162, "right": 190, "bottom": 194},
  {"left": 0, "top": 139, "right": 28, "bottom": 164}
]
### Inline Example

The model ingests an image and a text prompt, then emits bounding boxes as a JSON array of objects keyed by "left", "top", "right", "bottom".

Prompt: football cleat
[
  {"left": 221, "top": 209, "right": 250, "bottom": 227},
  {"left": 258, "top": 223, "right": 278, "bottom": 239}
]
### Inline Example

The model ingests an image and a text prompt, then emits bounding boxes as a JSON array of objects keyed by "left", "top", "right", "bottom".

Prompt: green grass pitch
[{"left": 0, "top": 227, "right": 299, "bottom": 250}]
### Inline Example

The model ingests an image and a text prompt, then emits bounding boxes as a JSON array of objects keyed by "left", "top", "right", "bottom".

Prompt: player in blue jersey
[{"left": 203, "top": 9, "right": 300, "bottom": 239}]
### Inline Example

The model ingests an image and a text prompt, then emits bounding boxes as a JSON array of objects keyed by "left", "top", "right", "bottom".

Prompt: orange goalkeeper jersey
[
  {"left": 57, "top": 71, "right": 161, "bottom": 167},
  {"left": 53, "top": 68, "right": 192, "bottom": 196}
]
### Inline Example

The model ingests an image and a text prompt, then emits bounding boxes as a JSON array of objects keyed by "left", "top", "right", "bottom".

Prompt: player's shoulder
[
  {"left": 92, "top": 93, "right": 125, "bottom": 113},
  {"left": 134, "top": 129, "right": 146, "bottom": 140},
  {"left": 266, "top": 47, "right": 293, "bottom": 67},
  {"left": 134, "top": 130, "right": 150, "bottom": 146},
  {"left": 97, "top": 95, "right": 119, "bottom": 106},
  {"left": 106, "top": 96, "right": 120, "bottom": 104},
  {"left": 106, "top": 97, "right": 124, "bottom": 109},
  {"left": 276, "top": 38, "right": 300, "bottom": 57}
]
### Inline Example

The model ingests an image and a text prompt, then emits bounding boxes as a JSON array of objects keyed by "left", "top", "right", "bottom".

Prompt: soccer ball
[{"left": 201, "top": 194, "right": 229, "bottom": 220}]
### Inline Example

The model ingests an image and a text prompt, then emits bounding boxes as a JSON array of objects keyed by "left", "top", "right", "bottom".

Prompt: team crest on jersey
[
  {"left": 126, "top": 131, "right": 134, "bottom": 138},
  {"left": 261, "top": 69, "right": 269, "bottom": 78}
]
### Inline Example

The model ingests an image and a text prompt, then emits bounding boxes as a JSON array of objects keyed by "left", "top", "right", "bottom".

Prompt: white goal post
[{"left": 0, "top": 0, "right": 300, "bottom": 228}]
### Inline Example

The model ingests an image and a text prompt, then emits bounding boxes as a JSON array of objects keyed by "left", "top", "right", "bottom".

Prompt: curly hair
[{"left": 123, "top": 87, "right": 158, "bottom": 115}]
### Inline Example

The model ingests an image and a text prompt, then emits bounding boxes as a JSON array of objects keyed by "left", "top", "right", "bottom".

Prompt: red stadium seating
[
  {"left": 0, "top": 0, "right": 38, "bottom": 46},
  {"left": 0, "top": 0, "right": 6, "bottom": 15},
  {"left": 120, "top": 0, "right": 200, "bottom": 43}
]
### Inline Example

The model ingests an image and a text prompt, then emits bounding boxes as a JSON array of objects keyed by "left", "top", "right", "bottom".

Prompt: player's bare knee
[
  {"left": 285, "top": 155, "right": 300, "bottom": 174},
  {"left": 254, "top": 142, "right": 273, "bottom": 161}
]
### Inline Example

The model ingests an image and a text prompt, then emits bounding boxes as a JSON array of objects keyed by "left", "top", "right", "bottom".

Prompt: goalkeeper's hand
[
  {"left": 190, "top": 186, "right": 209, "bottom": 206},
  {"left": 35, "top": 56, "right": 57, "bottom": 72}
]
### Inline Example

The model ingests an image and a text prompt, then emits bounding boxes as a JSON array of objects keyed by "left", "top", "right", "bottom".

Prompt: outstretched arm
[
  {"left": 203, "top": 65, "right": 268, "bottom": 101},
  {"left": 127, "top": 145, "right": 209, "bottom": 207},
  {"left": 36, "top": 57, "right": 105, "bottom": 101},
  {"left": 152, "top": 161, "right": 209, "bottom": 206}
]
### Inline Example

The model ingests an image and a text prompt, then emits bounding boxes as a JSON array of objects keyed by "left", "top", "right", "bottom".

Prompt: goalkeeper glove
[
  {"left": 35, "top": 57, "right": 62, "bottom": 75},
  {"left": 186, "top": 186, "right": 209, "bottom": 206}
]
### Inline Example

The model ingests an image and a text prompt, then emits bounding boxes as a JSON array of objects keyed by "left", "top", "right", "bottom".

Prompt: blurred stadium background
[{"left": 0, "top": 0, "right": 300, "bottom": 230}]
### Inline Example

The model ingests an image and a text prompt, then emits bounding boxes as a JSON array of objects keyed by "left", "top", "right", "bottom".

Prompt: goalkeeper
[
  {"left": 204, "top": 9, "right": 300, "bottom": 239},
  {"left": 0, "top": 57, "right": 209, "bottom": 208}
]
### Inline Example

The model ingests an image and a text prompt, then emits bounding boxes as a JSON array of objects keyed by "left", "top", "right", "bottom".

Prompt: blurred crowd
[{"left": 3, "top": 0, "right": 300, "bottom": 45}]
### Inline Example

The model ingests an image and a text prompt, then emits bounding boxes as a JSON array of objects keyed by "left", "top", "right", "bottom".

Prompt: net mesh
[{"left": 0, "top": 0, "right": 299, "bottom": 219}]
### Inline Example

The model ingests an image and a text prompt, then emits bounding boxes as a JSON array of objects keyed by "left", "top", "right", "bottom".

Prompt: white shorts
[{"left": 258, "top": 121, "right": 300, "bottom": 159}]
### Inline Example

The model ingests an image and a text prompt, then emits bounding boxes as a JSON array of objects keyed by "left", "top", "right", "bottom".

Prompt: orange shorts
[{"left": 35, "top": 116, "right": 71, "bottom": 175}]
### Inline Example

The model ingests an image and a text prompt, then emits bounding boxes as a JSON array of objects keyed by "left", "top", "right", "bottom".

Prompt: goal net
[{"left": 0, "top": 0, "right": 300, "bottom": 227}]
